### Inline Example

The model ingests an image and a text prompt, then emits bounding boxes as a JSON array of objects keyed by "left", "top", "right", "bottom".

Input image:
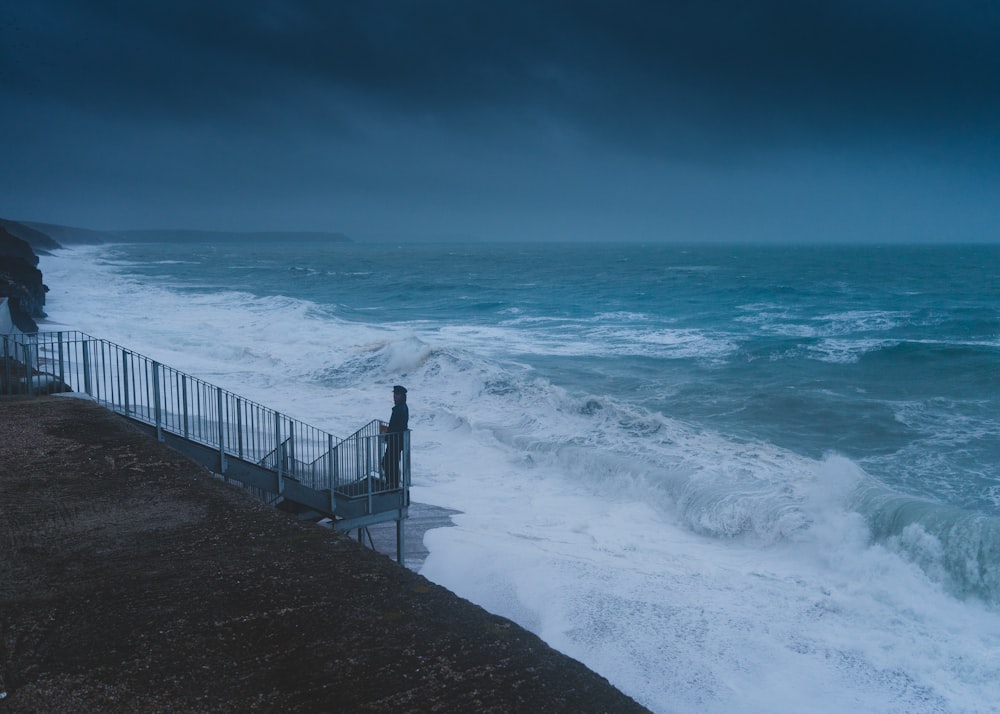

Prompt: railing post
[
  {"left": 403, "top": 430, "right": 411, "bottom": 504},
  {"left": 82, "top": 340, "right": 92, "bottom": 396},
  {"left": 333, "top": 440, "right": 340, "bottom": 489},
  {"left": 275, "top": 416, "right": 284, "bottom": 495},
  {"left": 23, "top": 343, "right": 35, "bottom": 395},
  {"left": 57, "top": 332, "right": 65, "bottom": 389},
  {"left": 327, "top": 434, "right": 335, "bottom": 512},
  {"left": 217, "top": 387, "right": 227, "bottom": 474},
  {"left": 181, "top": 374, "right": 189, "bottom": 439},
  {"left": 397, "top": 516, "right": 406, "bottom": 566},
  {"left": 121, "top": 350, "right": 130, "bottom": 415},
  {"left": 236, "top": 398, "right": 244, "bottom": 459},
  {"left": 153, "top": 361, "right": 163, "bottom": 441},
  {"left": 392, "top": 430, "right": 411, "bottom": 564},
  {"left": 367, "top": 433, "right": 374, "bottom": 515},
  {"left": 356, "top": 433, "right": 364, "bottom": 490}
]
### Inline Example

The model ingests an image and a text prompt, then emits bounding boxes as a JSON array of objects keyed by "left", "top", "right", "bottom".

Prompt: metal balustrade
[{"left": 1, "top": 330, "right": 411, "bottom": 562}]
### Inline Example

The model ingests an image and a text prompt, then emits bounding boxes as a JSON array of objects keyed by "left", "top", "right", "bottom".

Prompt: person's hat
[{"left": 393, "top": 385, "right": 407, "bottom": 394}]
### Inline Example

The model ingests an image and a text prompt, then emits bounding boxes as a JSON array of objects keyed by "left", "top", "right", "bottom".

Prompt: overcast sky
[{"left": 3, "top": 1, "right": 999, "bottom": 242}]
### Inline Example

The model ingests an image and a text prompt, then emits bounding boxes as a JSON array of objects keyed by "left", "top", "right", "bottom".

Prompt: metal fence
[{"left": 1, "top": 331, "right": 409, "bottom": 509}]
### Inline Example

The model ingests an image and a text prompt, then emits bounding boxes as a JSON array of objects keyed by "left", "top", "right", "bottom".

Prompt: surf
[{"left": 37, "top": 240, "right": 1000, "bottom": 713}]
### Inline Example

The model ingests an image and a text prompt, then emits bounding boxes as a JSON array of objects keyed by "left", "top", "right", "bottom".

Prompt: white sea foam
[
  {"left": 434, "top": 320, "right": 735, "bottom": 362},
  {"left": 736, "top": 305, "right": 905, "bottom": 341},
  {"left": 814, "top": 309, "right": 905, "bottom": 334},
  {"left": 39, "top": 246, "right": 1000, "bottom": 714},
  {"left": 422, "top": 452, "right": 1000, "bottom": 713},
  {"left": 808, "top": 337, "right": 897, "bottom": 363}
]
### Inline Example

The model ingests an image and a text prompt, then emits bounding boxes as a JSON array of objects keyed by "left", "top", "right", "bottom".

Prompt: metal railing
[{"left": 2, "top": 331, "right": 409, "bottom": 516}]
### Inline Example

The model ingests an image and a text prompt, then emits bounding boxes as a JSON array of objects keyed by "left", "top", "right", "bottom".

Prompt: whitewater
[{"left": 39, "top": 240, "right": 1000, "bottom": 713}]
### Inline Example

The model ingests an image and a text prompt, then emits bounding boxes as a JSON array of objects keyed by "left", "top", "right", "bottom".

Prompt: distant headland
[
  {"left": 1, "top": 218, "right": 353, "bottom": 247},
  {"left": 0, "top": 216, "right": 353, "bottom": 332}
]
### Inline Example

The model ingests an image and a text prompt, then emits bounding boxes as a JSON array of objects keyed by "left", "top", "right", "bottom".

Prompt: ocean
[{"left": 40, "top": 239, "right": 1000, "bottom": 713}]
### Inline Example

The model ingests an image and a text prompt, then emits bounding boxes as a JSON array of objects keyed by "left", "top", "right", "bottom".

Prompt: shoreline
[{"left": 0, "top": 395, "right": 648, "bottom": 712}]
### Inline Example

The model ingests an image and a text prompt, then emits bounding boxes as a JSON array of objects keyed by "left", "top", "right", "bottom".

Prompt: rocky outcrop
[{"left": 0, "top": 225, "right": 50, "bottom": 333}]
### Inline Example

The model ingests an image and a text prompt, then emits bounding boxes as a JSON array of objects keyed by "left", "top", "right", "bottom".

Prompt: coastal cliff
[{"left": 0, "top": 223, "right": 52, "bottom": 333}]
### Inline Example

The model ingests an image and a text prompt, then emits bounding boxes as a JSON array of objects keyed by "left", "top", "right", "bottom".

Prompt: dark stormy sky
[{"left": 3, "top": 1, "right": 1000, "bottom": 242}]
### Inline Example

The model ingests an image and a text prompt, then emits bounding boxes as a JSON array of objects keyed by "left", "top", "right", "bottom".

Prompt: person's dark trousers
[{"left": 382, "top": 433, "right": 402, "bottom": 488}]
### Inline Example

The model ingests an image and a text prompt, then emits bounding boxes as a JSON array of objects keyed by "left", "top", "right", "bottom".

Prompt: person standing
[{"left": 380, "top": 385, "right": 409, "bottom": 488}]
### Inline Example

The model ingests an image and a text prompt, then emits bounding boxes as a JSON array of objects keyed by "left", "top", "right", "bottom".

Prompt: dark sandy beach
[{"left": 0, "top": 395, "right": 648, "bottom": 713}]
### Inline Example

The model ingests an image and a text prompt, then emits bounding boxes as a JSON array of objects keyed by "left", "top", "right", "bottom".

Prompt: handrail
[{"left": 1, "top": 331, "right": 409, "bottom": 506}]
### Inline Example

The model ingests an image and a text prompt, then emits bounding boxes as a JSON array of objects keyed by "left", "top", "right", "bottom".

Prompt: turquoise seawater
[
  {"left": 41, "top": 240, "right": 1000, "bottom": 713},
  {"left": 115, "top": 240, "right": 1000, "bottom": 508}
]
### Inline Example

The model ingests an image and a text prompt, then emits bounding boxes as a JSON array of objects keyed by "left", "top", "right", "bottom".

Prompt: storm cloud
[{"left": 3, "top": 0, "right": 999, "bottom": 242}]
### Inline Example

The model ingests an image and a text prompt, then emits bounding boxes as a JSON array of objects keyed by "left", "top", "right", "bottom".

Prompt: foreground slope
[{"left": 0, "top": 396, "right": 648, "bottom": 713}]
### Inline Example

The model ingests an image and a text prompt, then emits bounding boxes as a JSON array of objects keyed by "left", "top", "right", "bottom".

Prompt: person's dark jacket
[
  {"left": 386, "top": 402, "right": 409, "bottom": 442},
  {"left": 382, "top": 401, "right": 409, "bottom": 488}
]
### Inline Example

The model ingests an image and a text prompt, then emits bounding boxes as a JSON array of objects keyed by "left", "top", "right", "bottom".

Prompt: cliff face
[{"left": 0, "top": 226, "right": 50, "bottom": 332}]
